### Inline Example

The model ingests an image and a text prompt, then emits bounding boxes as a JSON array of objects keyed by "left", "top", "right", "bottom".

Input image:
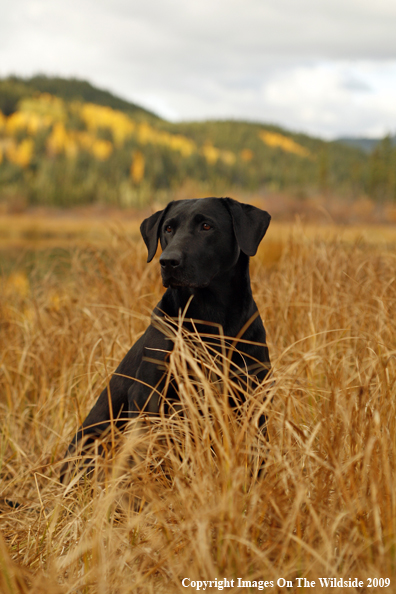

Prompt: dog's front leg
[
  {"left": 127, "top": 327, "right": 173, "bottom": 418},
  {"left": 120, "top": 327, "right": 173, "bottom": 477},
  {"left": 60, "top": 324, "right": 172, "bottom": 483}
]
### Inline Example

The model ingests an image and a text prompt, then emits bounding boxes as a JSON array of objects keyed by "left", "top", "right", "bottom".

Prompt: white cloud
[
  {"left": 261, "top": 62, "right": 396, "bottom": 137},
  {"left": 1, "top": 0, "right": 396, "bottom": 137}
]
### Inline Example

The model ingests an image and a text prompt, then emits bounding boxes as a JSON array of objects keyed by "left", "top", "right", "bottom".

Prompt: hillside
[
  {"left": 0, "top": 76, "right": 395, "bottom": 207},
  {"left": 0, "top": 76, "right": 159, "bottom": 120}
]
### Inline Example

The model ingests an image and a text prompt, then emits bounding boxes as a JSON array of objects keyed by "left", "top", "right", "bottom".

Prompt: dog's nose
[{"left": 160, "top": 250, "right": 182, "bottom": 269}]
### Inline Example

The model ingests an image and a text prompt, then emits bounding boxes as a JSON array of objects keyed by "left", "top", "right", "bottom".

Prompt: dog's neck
[{"left": 158, "top": 252, "right": 257, "bottom": 336}]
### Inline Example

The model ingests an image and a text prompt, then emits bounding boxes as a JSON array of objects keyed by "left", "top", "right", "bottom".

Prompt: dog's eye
[
  {"left": 202, "top": 223, "right": 211, "bottom": 231},
  {"left": 165, "top": 225, "right": 173, "bottom": 233}
]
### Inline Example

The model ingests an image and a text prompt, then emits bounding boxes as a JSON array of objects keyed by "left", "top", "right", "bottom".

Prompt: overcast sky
[{"left": 1, "top": 0, "right": 396, "bottom": 139}]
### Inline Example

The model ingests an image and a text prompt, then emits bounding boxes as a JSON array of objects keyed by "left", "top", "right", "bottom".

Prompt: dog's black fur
[{"left": 60, "top": 197, "right": 271, "bottom": 482}]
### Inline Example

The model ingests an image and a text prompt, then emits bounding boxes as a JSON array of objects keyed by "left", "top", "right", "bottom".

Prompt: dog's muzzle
[{"left": 160, "top": 249, "right": 184, "bottom": 287}]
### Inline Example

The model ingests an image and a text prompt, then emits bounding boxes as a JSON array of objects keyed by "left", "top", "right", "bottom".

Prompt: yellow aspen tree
[{"left": 130, "top": 150, "right": 145, "bottom": 184}]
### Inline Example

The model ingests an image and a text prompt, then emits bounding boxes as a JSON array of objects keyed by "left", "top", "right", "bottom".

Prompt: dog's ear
[
  {"left": 222, "top": 198, "right": 271, "bottom": 256},
  {"left": 140, "top": 202, "right": 173, "bottom": 262}
]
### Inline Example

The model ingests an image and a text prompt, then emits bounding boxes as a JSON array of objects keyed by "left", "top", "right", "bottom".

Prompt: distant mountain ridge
[
  {"left": 337, "top": 135, "right": 396, "bottom": 153},
  {"left": 2, "top": 74, "right": 384, "bottom": 151}
]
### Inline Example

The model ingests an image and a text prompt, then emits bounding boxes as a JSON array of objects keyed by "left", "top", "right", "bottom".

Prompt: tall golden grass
[{"left": 0, "top": 225, "right": 396, "bottom": 593}]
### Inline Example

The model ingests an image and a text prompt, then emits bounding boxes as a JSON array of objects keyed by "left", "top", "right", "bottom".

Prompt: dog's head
[{"left": 140, "top": 197, "right": 271, "bottom": 289}]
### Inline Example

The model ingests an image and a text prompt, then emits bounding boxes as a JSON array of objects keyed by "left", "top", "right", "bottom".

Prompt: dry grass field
[{"left": 1, "top": 214, "right": 396, "bottom": 593}]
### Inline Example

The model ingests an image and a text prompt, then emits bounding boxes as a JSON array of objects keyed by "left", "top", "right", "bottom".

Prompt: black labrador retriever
[{"left": 60, "top": 197, "right": 271, "bottom": 482}]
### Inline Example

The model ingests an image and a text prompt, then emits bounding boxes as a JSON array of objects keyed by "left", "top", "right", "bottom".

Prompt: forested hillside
[
  {"left": 0, "top": 76, "right": 158, "bottom": 119},
  {"left": 0, "top": 76, "right": 395, "bottom": 207}
]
